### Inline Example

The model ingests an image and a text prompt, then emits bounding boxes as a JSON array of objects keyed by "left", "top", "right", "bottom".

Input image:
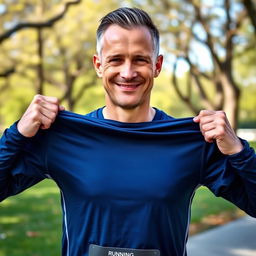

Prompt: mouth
[{"left": 115, "top": 82, "right": 141, "bottom": 91}]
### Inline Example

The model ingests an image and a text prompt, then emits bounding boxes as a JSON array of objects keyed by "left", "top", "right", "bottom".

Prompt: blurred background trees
[
  {"left": 0, "top": 0, "right": 119, "bottom": 128},
  {"left": 0, "top": 0, "right": 255, "bottom": 131},
  {"left": 129, "top": 0, "right": 256, "bottom": 129}
]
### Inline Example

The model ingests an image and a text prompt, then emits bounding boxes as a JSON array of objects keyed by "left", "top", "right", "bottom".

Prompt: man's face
[{"left": 93, "top": 25, "right": 163, "bottom": 110}]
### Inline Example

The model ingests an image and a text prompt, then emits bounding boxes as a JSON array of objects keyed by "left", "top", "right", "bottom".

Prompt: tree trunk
[
  {"left": 36, "top": 28, "right": 44, "bottom": 94},
  {"left": 219, "top": 71, "right": 240, "bottom": 131}
]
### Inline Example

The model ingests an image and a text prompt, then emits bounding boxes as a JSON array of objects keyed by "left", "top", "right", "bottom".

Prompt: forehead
[{"left": 101, "top": 25, "right": 154, "bottom": 56}]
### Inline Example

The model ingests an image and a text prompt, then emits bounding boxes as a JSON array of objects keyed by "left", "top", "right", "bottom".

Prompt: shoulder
[
  {"left": 85, "top": 107, "right": 104, "bottom": 119},
  {"left": 153, "top": 108, "right": 174, "bottom": 121}
]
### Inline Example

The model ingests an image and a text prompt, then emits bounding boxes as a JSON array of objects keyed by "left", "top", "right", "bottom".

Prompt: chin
[
  {"left": 115, "top": 100, "right": 141, "bottom": 110},
  {"left": 118, "top": 103, "right": 140, "bottom": 110}
]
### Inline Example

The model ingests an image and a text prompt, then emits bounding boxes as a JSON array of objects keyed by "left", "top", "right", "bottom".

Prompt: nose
[{"left": 120, "top": 61, "right": 137, "bottom": 80}]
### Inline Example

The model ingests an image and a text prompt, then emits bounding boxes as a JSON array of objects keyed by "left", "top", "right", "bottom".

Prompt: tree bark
[
  {"left": 36, "top": 28, "right": 44, "bottom": 94},
  {"left": 219, "top": 71, "right": 240, "bottom": 130}
]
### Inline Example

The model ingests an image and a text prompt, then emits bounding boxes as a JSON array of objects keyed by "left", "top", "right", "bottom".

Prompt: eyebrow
[
  {"left": 106, "top": 54, "right": 151, "bottom": 60},
  {"left": 135, "top": 54, "right": 151, "bottom": 59},
  {"left": 106, "top": 54, "right": 123, "bottom": 60}
]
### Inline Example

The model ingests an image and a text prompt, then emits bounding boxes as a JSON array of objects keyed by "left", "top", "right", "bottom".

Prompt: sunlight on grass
[
  {"left": 191, "top": 186, "right": 238, "bottom": 223},
  {"left": 0, "top": 200, "right": 14, "bottom": 207},
  {"left": 0, "top": 216, "right": 21, "bottom": 224},
  {"left": 21, "top": 185, "right": 60, "bottom": 197}
]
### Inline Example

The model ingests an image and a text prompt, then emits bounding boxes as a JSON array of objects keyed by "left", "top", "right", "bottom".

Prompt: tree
[
  {"left": 0, "top": 0, "right": 120, "bottom": 129},
  {"left": 242, "top": 0, "right": 256, "bottom": 36},
  {"left": 0, "top": 0, "right": 81, "bottom": 94},
  {"left": 0, "top": 0, "right": 81, "bottom": 43},
  {"left": 130, "top": 0, "right": 255, "bottom": 129}
]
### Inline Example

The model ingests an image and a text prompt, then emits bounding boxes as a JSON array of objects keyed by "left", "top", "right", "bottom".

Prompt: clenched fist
[
  {"left": 193, "top": 110, "right": 243, "bottom": 155},
  {"left": 17, "top": 95, "right": 65, "bottom": 138}
]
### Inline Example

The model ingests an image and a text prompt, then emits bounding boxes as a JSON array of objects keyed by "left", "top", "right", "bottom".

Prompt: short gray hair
[{"left": 96, "top": 7, "right": 160, "bottom": 59}]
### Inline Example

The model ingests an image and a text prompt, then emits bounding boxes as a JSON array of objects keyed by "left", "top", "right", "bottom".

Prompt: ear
[
  {"left": 93, "top": 54, "right": 103, "bottom": 78},
  {"left": 154, "top": 55, "right": 163, "bottom": 78}
]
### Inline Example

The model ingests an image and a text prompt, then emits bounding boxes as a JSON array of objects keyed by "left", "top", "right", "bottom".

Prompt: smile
[{"left": 116, "top": 83, "right": 141, "bottom": 91}]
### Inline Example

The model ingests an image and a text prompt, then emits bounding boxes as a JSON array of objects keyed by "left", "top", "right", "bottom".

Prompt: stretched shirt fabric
[{"left": 0, "top": 108, "right": 256, "bottom": 256}]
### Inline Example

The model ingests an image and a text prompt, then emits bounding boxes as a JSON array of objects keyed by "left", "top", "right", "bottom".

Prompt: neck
[{"left": 103, "top": 105, "right": 156, "bottom": 123}]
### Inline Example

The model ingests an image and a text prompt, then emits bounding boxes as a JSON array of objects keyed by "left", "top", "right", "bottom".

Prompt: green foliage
[
  {"left": 1, "top": 0, "right": 256, "bottom": 131},
  {"left": 0, "top": 0, "right": 120, "bottom": 130},
  {"left": 152, "top": 69, "right": 194, "bottom": 117},
  {"left": 129, "top": 0, "right": 256, "bottom": 128},
  {"left": 239, "top": 83, "right": 256, "bottom": 128}
]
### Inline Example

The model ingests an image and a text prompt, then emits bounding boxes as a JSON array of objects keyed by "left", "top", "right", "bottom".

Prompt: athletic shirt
[{"left": 0, "top": 108, "right": 256, "bottom": 256}]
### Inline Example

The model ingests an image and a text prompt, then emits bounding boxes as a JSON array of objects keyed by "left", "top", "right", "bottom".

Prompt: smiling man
[
  {"left": 93, "top": 23, "right": 163, "bottom": 122},
  {"left": 0, "top": 7, "right": 256, "bottom": 256}
]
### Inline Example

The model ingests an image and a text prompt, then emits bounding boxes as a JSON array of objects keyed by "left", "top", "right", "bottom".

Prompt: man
[{"left": 0, "top": 7, "right": 255, "bottom": 256}]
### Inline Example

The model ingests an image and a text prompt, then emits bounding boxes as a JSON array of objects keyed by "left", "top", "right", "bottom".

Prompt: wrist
[{"left": 227, "top": 140, "right": 243, "bottom": 155}]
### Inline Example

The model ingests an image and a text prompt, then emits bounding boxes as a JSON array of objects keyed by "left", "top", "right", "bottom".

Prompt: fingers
[
  {"left": 33, "top": 95, "right": 59, "bottom": 119},
  {"left": 194, "top": 109, "right": 243, "bottom": 154},
  {"left": 193, "top": 110, "right": 228, "bottom": 143},
  {"left": 17, "top": 94, "right": 64, "bottom": 137}
]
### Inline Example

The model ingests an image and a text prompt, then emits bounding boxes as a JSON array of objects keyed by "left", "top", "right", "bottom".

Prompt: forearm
[
  {"left": 226, "top": 140, "right": 256, "bottom": 216},
  {"left": 0, "top": 123, "right": 44, "bottom": 201},
  {"left": 202, "top": 140, "right": 256, "bottom": 217}
]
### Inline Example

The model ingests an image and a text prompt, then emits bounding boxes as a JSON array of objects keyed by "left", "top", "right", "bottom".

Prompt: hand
[
  {"left": 17, "top": 95, "right": 65, "bottom": 138},
  {"left": 193, "top": 110, "right": 243, "bottom": 155}
]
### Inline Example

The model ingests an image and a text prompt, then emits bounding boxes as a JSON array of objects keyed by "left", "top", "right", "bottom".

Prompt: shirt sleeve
[
  {"left": 200, "top": 139, "right": 256, "bottom": 217},
  {"left": 0, "top": 122, "right": 48, "bottom": 202}
]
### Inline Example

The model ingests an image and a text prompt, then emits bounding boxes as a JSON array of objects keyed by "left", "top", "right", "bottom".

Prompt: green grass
[
  {"left": 0, "top": 141, "right": 255, "bottom": 255},
  {"left": 250, "top": 141, "right": 256, "bottom": 148},
  {"left": 192, "top": 141, "right": 256, "bottom": 223},
  {"left": 0, "top": 180, "right": 61, "bottom": 256},
  {"left": 191, "top": 187, "right": 238, "bottom": 223}
]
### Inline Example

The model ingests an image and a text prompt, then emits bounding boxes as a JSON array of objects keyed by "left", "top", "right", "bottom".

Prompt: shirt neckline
[{"left": 96, "top": 107, "right": 163, "bottom": 121}]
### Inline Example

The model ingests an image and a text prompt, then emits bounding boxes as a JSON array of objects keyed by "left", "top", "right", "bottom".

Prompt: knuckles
[
  {"left": 30, "top": 107, "right": 41, "bottom": 121},
  {"left": 216, "top": 110, "right": 226, "bottom": 120},
  {"left": 52, "top": 104, "right": 59, "bottom": 114},
  {"left": 33, "top": 94, "right": 43, "bottom": 103}
]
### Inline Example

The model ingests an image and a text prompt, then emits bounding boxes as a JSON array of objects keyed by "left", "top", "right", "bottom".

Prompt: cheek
[
  {"left": 143, "top": 68, "right": 155, "bottom": 81},
  {"left": 102, "top": 65, "right": 119, "bottom": 79}
]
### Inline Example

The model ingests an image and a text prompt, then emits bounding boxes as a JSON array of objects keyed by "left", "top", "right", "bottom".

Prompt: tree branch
[
  {"left": 224, "top": 0, "right": 233, "bottom": 67},
  {"left": 224, "top": 0, "right": 247, "bottom": 67},
  {"left": 73, "top": 80, "right": 95, "bottom": 103},
  {"left": 188, "top": 0, "right": 222, "bottom": 69},
  {"left": 0, "top": 67, "right": 15, "bottom": 77},
  {"left": 0, "top": 0, "right": 81, "bottom": 43},
  {"left": 242, "top": 0, "right": 256, "bottom": 36},
  {"left": 172, "top": 57, "right": 200, "bottom": 114}
]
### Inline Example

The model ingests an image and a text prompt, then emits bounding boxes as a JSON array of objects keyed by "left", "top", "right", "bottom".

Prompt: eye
[
  {"left": 135, "top": 57, "right": 149, "bottom": 63},
  {"left": 109, "top": 58, "right": 122, "bottom": 63}
]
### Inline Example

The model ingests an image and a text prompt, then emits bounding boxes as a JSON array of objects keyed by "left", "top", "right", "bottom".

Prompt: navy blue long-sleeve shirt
[{"left": 0, "top": 108, "right": 256, "bottom": 256}]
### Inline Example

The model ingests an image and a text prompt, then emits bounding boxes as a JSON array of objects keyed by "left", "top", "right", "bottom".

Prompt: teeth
[{"left": 118, "top": 84, "right": 138, "bottom": 87}]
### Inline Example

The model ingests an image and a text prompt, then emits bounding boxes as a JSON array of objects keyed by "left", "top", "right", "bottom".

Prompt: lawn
[
  {"left": 0, "top": 141, "right": 255, "bottom": 255},
  {"left": 0, "top": 180, "right": 62, "bottom": 256}
]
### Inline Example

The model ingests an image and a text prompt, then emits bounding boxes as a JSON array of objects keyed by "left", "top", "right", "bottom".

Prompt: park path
[{"left": 187, "top": 215, "right": 256, "bottom": 256}]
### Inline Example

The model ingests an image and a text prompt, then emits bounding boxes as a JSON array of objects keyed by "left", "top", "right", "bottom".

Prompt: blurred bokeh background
[{"left": 0, "top": 0, "right": 255, "bottom": 131}]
